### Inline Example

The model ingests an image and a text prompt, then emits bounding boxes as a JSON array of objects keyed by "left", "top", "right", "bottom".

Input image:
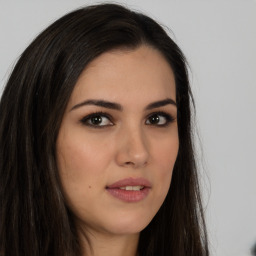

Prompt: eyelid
[
  {"left": 80, "top": 111, "right": 114, "bottom": 128},
  {"left": 79, "top": 110, "right": 176, "bottom": 128},
  {"left": 145, "top": 111, "right": 176, "bottom": 126}
]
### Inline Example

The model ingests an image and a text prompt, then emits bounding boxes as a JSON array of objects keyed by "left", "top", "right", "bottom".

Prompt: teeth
[{"left": 119, "top": 186, "right": 144, "bottom": 191}]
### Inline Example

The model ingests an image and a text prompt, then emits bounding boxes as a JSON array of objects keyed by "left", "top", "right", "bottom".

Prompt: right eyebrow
[{"left": 70, "top": 99, "right": 123, "bottom": 112}]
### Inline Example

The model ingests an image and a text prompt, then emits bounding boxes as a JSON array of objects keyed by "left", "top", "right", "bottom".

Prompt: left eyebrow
[
  {"left": 145, "top": 98, "right": 177, "bottom": 110},
  {"left": 70, "top": 98, "right": 176, "bottom": 112}
]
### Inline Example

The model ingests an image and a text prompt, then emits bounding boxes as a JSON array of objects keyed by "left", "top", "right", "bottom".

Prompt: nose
[{"left": 115, "top": 126, "right": 149, "bottom": 168}]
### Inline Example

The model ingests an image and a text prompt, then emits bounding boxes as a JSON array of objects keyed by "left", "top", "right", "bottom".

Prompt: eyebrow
[
  {"left": 70, "top": 98, "right": 176, "bottom": 112},
  {"left": 145, "top": 98, "right": 177, "bottom": 110}
]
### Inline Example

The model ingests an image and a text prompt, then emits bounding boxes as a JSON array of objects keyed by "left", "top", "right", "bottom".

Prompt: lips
[{"left": 106, "top": 177, "right": 151, "bottom": 202}]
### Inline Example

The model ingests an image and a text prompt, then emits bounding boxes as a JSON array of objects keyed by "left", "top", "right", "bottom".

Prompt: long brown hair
[{"left": 0, "top": 4, "right": 208, "bottom": 256}]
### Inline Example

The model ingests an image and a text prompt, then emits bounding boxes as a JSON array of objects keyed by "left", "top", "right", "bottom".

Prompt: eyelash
[
  {"left": 80, "top": 111, "right": 175, "bottom": 128},
  {"left": 145, "top": 111, "right": 175, "bottom": 127},
  {"left": 80, "top": 111, "right": 113, "bottom": 128}
]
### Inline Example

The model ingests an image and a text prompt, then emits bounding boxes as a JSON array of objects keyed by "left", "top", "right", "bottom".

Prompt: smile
[
  {"left": 106, "top": 178, "right": 151, "bottom": 202},
  {"left": 119, "top": 186, "right": 144, "bottom": 191}
]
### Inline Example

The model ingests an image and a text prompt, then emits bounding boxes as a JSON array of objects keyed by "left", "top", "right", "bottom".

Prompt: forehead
[{"left": 68, "top": 45, "right": 176, "bottom": 108}]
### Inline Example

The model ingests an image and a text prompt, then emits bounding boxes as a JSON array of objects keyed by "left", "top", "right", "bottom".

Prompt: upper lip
[{"left": 106, "top": 177, "right": 151, "bottom": 189}]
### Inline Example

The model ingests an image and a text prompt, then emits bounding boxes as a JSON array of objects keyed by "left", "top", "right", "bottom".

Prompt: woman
[{"left": 0, "top": 3, "right": 209, "bottom": 256}]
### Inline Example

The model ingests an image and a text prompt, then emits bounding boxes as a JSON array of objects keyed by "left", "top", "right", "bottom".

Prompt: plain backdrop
[{"left": 0, "top": 1, "right": 255, "bottom": 255}]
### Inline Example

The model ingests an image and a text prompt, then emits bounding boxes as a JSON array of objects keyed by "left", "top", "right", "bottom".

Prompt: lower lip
[{"left": 106, "top": 187, "right": 150, "bottom": 202}]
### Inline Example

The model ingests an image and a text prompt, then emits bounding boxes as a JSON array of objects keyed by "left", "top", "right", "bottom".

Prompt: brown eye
[
  {"left": 148, "top": 114, "right": 161, "bottom": 124},
  {"left": 81, "top": 113, "right": 113, "bottom": 127},
  {"left": 90, "top": 116, "right": 103, "bottom": 125},
  {"left": 145, "top": 112, "right": 174, "bottom": 126}
]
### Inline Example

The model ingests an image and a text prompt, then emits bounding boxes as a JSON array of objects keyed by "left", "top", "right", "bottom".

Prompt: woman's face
[{"left": 56, "top": 45, "right": 179, "bottom": 237}]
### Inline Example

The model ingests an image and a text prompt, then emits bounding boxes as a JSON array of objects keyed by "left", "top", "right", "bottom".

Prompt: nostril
[
  {"left": 123, "top": 160, "right": 147, "bottom": 168},
  {"left": 124, "top": 161, "right": 134, "bottom": 165}
]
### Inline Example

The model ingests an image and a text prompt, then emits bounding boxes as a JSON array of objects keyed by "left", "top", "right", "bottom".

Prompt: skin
[{"left": 56, "top": 45, "right": 179, "bottom": 256}]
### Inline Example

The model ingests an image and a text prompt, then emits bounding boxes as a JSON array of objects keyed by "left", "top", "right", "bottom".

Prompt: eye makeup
[
  {"left": 80, "top": 111, "right": 114, "bottom": 128},
  {"left": 79, "top": 110, "right": 176, "bottom": 129}
]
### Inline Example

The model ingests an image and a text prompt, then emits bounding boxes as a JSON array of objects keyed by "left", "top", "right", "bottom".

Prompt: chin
[{"left": 101, "top": 211, "right": 155, "bottom": 235}]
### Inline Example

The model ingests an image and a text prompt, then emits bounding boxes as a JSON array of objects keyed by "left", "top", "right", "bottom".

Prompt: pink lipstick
[{"left": 106, "top": 177, "right": 151, "bottom": 202}]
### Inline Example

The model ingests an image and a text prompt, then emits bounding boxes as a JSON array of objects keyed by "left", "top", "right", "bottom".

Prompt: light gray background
[{"left": 0, "top": 1, "right": 255, "bottom": 255}]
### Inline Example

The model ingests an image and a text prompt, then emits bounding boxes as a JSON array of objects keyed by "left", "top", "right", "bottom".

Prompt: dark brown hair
[{"left": 0, "top": 3, "right": 208, "bottom": 256}]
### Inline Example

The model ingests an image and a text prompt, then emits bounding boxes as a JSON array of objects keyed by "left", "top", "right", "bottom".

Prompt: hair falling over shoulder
[{"left": 0, "top": 3, "right": 209, "bottom": 256}]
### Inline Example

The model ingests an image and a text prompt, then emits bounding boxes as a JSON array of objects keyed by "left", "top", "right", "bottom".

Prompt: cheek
[
  {"left": 154, "top": 133, "right": 179, "bottom": 168},
  {"left": 56, "top": 132, "right": 113, "bottom": 216},
  {"left": 152, "top": 135, "right": 179, "bottom": 195},
  {"left": 56, "top": 133, "right": 102, "bottom": 203},
  {"left": 57, "top": 130, "right": 112, "bottom": 179}
]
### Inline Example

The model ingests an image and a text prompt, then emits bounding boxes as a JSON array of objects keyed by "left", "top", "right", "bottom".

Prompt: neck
[{"left": 79, "top": 228, "right": 140, "bottom": 256}]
